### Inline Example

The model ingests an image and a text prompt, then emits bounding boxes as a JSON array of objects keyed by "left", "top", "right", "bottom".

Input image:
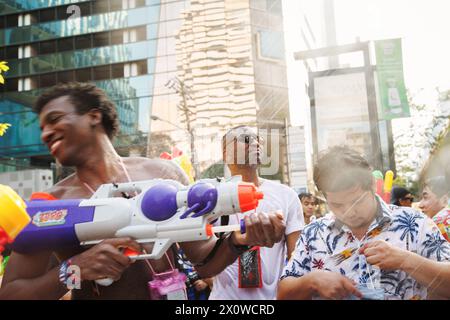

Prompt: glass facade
[
  {"left": 6, "top": 40, "right": 157, "bottom": 77},
  {"left": 0, "top": 0, "right": 291, "bottom": 182},
  {"left": 1, "top": 0, "right": 86, "bottom": 15},
  {"left": 0, "top": 6, "right": 162, "bottom": 46},
  {"left": 0, "top": 0, "right": 161, "bottom": 165}
]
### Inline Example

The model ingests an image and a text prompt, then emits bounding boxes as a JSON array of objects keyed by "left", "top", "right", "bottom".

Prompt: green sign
[{"left": 375, "top": 39, "right": 410, "bottom": 120}]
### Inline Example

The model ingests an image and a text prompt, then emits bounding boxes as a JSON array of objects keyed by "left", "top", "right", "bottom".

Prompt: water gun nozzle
[{"left": 237, "top": 183, "right": 264, "bottom": 213}]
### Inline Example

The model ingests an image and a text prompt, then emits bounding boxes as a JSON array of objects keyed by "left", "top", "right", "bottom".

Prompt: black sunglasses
[
  {"left": 225, "top": 133, "right": 260, "bottom": 147},
  {"left": 237, "top": 134, "right": 259, "bottom": 144}
]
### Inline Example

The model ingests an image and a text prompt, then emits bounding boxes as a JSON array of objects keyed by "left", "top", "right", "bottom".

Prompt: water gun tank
[{"left": 11, "top": 197, "right": 97, "bottom": 253}]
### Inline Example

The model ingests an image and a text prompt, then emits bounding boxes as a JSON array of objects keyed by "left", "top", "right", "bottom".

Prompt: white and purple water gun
[{"left": 10, "top": 177, "right": 263, "bottom": 262}]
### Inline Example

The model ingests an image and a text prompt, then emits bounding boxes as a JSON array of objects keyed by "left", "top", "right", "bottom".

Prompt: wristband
[{"left": 58, "top": 259, "right": 72, "bottom": 288}]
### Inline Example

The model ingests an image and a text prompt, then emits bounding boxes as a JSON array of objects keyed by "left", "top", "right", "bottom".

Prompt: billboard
[
  {"left": 313, "top": 72, "right": 372, "bottom": 158},
  {"left": 375, "top": 38, "right": 410, "bottom": 120}
]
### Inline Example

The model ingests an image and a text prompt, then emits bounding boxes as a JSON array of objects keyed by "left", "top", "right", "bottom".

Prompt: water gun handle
[
  {"left": 95, "top": 221, "right": 249, "bottom": 286},
  {"left": 95, "top": 278, "right": 114, "bottom": 287},
  {"left": 95, "top": 247, "right": 140, "bottom": 286}
]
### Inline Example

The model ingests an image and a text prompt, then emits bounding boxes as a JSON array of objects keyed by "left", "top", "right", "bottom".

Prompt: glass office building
[
  {"left": 0, "top": 0, "right": 163, "bottom": 171},
  {"left": 0, "top": 0, "right": 291, "bottom": 182},
  {"left": 150, "top": 0, "right": 291, "bottom": 181}
]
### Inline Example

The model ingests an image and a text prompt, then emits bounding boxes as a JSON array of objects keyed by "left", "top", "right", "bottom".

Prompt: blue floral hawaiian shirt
[{"left": 281, "top": 196, "right": 450, "bottom": 300}]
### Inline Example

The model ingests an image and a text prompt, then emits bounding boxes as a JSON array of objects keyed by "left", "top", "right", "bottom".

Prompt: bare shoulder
[
  {"left": 123, "top": 157, "right": 190, "bottom": 185},
  {"left": 45, "top": 174, "right": 86, "bottom": 199}
]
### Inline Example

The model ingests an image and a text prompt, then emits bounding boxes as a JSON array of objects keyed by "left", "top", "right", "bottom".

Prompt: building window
[
  {"left": 136, "top": 0, "right": 146, "bottom": 7},
  {"left": 135, "top": 26, "right": 147, "bottom": 41},
  {"left": 18, "top": 14, "right": 33, "bottom": 27},
  {"left": 56, "top": 5, "right": 70, "bottom": 20},
  {"left": 112, "top": 64, "right": 125, "bottom": 78},
  {"left": 124, "top": 60, "right": 146, "bottom": 77},
  {"left": 93, "top": 32, "right": 110, "bottom": 47},
  {"left": 256, "top": 30, "right": 285, "bottom": 62},
  {"left": 5, "top": 15, "right": 18, "bottom": 28},
  {"left": 5, "top": 78, "right": 18, "bottom": 92},
  {"left": 110, "top": 0, "right": 123, "bottom": 11},
  {"left": 39, "top": 73, "right": 57, "bottom": 88},
  {"left": 124, "top": 63, "right": 136, "bottom": 77},
  {"left": 29, "top": 11, "right": 40, "bottom": 24},
  {"left": 18, "top": 77, "right": 37, "bottom": 92},
  {"left": 92, "top": 0, "right": 110, "bottom": 14},
  {"left": 18, "top": 45, "right": 33, "bottom": 59},
  {"left": 125, "top": 0, "right": 146, "bottom": 9},
  {"left": 75, "top": 34, "right": 92, "bottom": 50},
  {"left": 111, "top": 30, "right": 124, "bottom": 45},
  {"left": 57, "top": 70, "right": 75, "bottom": 83},
  {"left": 266, "top": 0, "right": 282, "bottom": 15},
  {"left": 57, "top": 37, "right": 75, "bottom": 52},
  {"left": 39, "top": 40, "right": 56, "bottom": 55},
  {"left": 75, "top": 68, "right": 92, "bottom": 82},
  {"left": 93, "top": 65, "right": 111, "bottom": 80},
  {"left": 135, "top": 59, "right": 147, "bottom": 75},
  {"left": 5, "top": 46, "right": 18, "bottom": 59},
  {"left": 124, "top": 26, "right": 146, "bottom": 43},
  {"left": 29, "top": 43, "right": 39, "bottom": 56},
  {"left": 123, "top": 29, "right": 137, "bottom": 43},
  {"left": 123, "top": 0, "right": 136, "bottom": 10},
  {"left": 39, "top": 8, "right": 57, "bottom": 23}
]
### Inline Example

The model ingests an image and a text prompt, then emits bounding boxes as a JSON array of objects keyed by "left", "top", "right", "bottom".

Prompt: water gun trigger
[
  {"left": 180, "top": 203, "right": 201, "bottom": 219},
  {"left": 123, "top": 247, "right": 141, "bottom": 258}
]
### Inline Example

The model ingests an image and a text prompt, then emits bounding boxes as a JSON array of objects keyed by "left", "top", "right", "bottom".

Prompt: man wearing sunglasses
[
  {"left": 208, "top": 126, "right": 303, "bottom": 300},
  {"left": 278, "top": 146, "right": 450, "bottom": 300},
  {"left": 391, "top": 187, "right": 414, "bottom": 207}
]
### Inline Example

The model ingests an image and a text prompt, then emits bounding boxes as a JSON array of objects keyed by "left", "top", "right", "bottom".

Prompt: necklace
[
  {"left": 79, "top": 157, "right": 134, "bottom": 196},
  {"left": 77, "top": 156, "right": 135, "bottom": 296}
]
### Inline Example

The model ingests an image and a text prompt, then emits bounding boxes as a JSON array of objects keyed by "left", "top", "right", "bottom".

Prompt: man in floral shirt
[
  {"left": 278, "top": 147, "right": 450, "bottom": 300},
  {"left": 433, "top": 207, "right": 450, "bottom": 242},
  {"left": 418, "top": 176, "right": 449, "bottom": 242}
]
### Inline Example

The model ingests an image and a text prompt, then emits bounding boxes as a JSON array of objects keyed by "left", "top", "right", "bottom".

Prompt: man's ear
[{"left": 88, "top": 109, "right": 102, "bottom": 127}]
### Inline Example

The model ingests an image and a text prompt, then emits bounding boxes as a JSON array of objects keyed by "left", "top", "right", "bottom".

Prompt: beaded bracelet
[{"left": 58, "top": 259, "right": 72, "bottom": 288}]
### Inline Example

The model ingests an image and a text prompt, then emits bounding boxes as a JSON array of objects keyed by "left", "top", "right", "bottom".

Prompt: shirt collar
[{"left": 326, "top": 194, "right": 393, "bottom": 232}]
